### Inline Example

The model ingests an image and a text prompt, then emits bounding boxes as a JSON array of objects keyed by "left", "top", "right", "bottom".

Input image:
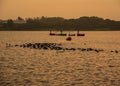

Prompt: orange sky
[{"left": 0, "top": 0, "right": 120, "bottom": 20}]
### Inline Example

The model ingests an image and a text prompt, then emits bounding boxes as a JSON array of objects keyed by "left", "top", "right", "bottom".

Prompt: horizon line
[{"left": 0, "top": 16, "right": 120, "bottom": 21}]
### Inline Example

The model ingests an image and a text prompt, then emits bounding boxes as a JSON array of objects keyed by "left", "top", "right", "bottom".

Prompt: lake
[{"left": 0, "top": 31, "right": 120, "bottom": 86}]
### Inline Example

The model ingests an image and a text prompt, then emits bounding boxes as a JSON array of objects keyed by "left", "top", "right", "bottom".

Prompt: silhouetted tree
[
  {"left": 17, "top": 17, "right": 24, "bottom": 20},
  {"left": 7, "top": 19, "right": 14, "bottom": 28},
  {"left": 0, "top": 16, "right": 120, "bottom": 30}
]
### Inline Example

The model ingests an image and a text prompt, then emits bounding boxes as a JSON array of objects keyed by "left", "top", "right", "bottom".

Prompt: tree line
[{"left": 0, "top": 16, "right": 120, "bottom": 31}]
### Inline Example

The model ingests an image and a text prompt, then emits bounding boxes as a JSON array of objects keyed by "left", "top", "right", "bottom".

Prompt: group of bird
[{"left": 6, "top": 43, "right": 119, "bottom": 54}]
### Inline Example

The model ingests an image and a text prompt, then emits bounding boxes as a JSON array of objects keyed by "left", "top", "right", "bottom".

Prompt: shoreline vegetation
[{"left": 0, "top": 16, "right": 120, "bottom": 31}]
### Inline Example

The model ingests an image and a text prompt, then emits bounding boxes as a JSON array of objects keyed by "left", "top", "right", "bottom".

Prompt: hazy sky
[{"left": 0, "top": 0, "right": 120, "bottom": 20}]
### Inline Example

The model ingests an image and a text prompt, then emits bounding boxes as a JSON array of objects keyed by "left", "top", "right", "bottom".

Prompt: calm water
[{"left": 0, "top": 31, "right": 120, "bottom": 86}]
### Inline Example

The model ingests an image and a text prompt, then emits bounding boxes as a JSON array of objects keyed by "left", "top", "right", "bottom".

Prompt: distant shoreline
[
  {"left": 0, "top": 29, "right": 120, "bottom": 31},
  {"left": 0, "top": 16, "right": 120, "bottom": 31}
]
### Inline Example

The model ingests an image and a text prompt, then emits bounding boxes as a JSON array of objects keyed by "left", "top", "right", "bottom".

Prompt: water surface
[{"left": 0, "top": 31, "right": 120, "bottom": 86}]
